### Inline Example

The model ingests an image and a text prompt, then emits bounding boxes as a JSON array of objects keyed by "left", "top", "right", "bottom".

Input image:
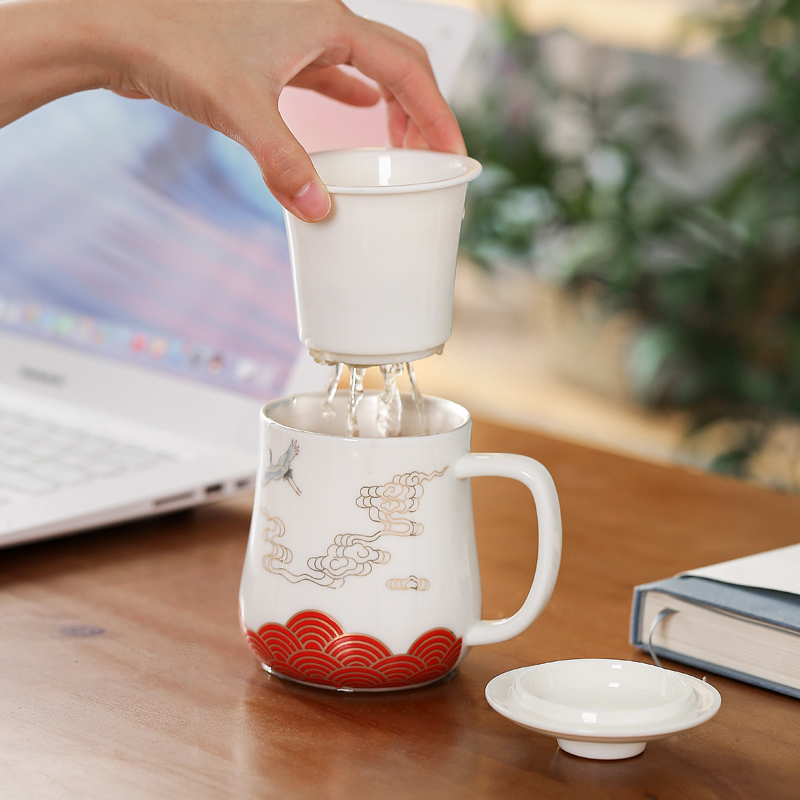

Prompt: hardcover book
[{"left": 630, "top": 545, "right": 800, "bottom": 699}]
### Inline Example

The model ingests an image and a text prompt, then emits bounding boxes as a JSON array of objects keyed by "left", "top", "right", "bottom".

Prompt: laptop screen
[{"left": 0, "top": 90, "right": 301, "bottom": 400}]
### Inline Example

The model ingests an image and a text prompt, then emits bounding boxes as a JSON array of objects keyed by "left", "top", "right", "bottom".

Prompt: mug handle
[{"left": 455, "top": 453, "right": 562, "bottom": 647}]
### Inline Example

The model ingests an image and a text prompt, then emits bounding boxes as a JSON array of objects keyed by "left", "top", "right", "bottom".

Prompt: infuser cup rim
[
  {"left": 309, "top": 147, "right": 483, "bottom": 195},
  {"left": 261, "top": 391, "right": 471, "bottom": 439}
]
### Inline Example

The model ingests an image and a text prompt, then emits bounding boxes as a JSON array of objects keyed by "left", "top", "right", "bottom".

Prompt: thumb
[{"left": 245, "top": 107, "right": 331, "bottom": 222}]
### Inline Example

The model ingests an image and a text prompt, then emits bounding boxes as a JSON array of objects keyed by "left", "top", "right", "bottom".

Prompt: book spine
[{"left": 629, "top": 584, "right": 648, "bottom": 648}]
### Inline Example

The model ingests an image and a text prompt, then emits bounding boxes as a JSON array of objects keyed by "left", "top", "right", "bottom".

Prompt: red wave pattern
[{"left": 244, "top": 609, "right": 462, "bottom": 690}]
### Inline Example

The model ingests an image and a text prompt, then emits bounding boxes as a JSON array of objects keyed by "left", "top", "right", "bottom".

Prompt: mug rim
[
  {"left": 261, "top": 391, "right": 471, "bottom": 439},
  {"left": 309, "top": 147, "right": 482, "bottom": 195}
]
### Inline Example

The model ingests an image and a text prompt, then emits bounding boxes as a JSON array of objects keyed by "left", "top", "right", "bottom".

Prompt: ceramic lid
[{"left": 486, "top": 659, "right": 721, "bottom": 760}]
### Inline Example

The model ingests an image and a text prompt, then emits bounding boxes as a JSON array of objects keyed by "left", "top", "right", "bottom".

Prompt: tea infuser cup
[{"left": 283, "top": 148, "right": 482, "bottom": 366}]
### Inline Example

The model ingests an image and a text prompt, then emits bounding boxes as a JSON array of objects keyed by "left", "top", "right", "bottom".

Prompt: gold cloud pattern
[{"left": 262, "top": 469, "right": 446, "bottom": 589}]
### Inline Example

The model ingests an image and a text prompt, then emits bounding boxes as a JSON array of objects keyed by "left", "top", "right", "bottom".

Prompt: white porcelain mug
[
  {"left": 283, "top": 148, "right": 482, "bottom": 366},
  {"left": 239, "top": 392, "right": 562, "bottom": 691}
]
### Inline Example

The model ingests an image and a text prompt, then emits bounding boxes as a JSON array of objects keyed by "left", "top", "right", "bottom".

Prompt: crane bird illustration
[{"left": 262, "top": 440, "right": 301, "bottom": 495}]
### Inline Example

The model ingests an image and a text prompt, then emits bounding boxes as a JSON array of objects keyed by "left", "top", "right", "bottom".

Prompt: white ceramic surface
[
  {"left": 284, "top": 148, "right": 482, "bottom": 366},
  {"left": 239, "top": 392, "right": 561, "bottom": 691},
  {"left": 486, "top": 660, "right": 721, "bottom": 760}
]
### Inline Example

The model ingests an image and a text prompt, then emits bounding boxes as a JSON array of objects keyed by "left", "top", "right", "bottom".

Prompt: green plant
[
  {"left": 456, "top": 1, "right": 800, "bottom": 476},
  {"left": 457, "top": 6, "right": 683, "bottom": 267}
]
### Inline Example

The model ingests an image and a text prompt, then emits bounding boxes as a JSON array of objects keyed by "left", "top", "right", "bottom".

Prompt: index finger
[{"left": 347, "top": 19, "right": 466, "bottom": 155}]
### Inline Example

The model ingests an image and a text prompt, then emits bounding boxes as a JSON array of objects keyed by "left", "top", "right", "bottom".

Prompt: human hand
[{"left": 100, "top": 0, "right": 466, "bottom": 220}]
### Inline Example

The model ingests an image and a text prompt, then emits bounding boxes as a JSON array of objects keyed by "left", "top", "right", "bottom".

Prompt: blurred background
[
  {"left": 5, "top": 0, "right": 799, "bottom": 496},
  {"left": 398, "top": 0, "right": 800, "bottom": 494}
]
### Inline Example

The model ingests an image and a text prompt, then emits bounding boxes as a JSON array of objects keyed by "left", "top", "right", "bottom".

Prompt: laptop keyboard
[{"left": 0, "top": 407, "right": 177, "bottom": 498}]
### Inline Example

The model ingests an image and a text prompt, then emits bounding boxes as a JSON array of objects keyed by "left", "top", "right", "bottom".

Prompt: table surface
[{"left": 2, "top": 418, "right": 799, "bottom": 799}]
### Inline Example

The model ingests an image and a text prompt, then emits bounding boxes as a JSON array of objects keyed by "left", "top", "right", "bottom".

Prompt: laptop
[{"left": 0, "top": 0, "right": 478, "bottom": 548}]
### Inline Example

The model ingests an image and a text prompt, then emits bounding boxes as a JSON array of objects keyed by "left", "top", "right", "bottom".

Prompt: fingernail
[{"left": 293, "top": 180, "right": 331, "bottom": 221}]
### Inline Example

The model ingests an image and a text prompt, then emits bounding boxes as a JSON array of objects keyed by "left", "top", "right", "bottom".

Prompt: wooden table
[{"left": 2, "top": 419, "right": 798, "bottom": 799}]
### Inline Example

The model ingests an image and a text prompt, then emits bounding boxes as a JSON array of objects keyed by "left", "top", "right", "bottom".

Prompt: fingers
[
  {"left": 349, "top": 19, "right": 466, "bottom": 156},
  {"left": 384, "top": 89, "right": 409, "bottom": 148},
  {"left": 289, "top": 65, "right": 380, "bottom": 107},
  {"left": 253, "top": 11, "right": 465, "bottom": 222},
  {"left": 239, "top": 103, "right": 331, "bottom": 222}
]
